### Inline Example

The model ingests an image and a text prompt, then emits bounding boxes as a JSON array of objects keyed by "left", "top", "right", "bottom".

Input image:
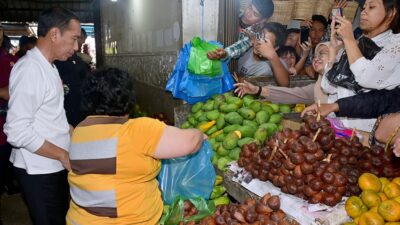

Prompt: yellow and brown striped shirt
[{"left": 66, "top": 117, "right": 166, "bottom": 225}]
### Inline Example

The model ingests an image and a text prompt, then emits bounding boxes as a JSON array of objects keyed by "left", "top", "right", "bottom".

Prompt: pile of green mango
[{"left": 181, "top": 92, "right": 291, "bottom": 171}]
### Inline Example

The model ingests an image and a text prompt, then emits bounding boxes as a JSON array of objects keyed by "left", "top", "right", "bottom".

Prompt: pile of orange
[{"left": 344, "top": 173, "right": 400, "bottom": 225}]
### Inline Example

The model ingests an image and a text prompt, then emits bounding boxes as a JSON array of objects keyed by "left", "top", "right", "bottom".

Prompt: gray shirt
[{"left": 238, "top": 47, "right": 288, "bottom": 77}]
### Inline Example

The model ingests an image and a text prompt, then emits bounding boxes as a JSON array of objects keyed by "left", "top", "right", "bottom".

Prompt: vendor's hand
[
  {"left": 304, "top": 65, "right": 316, "bottom": 79},
  {"left": 234, "top": 80, "right": 258, "bottom": 97},
  {"left": 207, "top": 48, "right": 227, "bottom": 60},
  {"left": 332, "top": 16, "right": 355, "bottom": 43},
  {"left": 393, "top": 136, "right": 400, "bottom": 157},
  {"left": 254, "top": 39, "right": 277, "bottom": 60},
  {"left": 301, "top": 103, "right": 339, "bottom": 118}
]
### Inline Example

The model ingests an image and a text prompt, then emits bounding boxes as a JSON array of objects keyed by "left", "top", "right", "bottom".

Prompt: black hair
[
  {"left": 277, "top": 46, "right": 300, "bottom": 62},
  {"left": 27, "top": 36, "right": 37, "bottom": 45},
  {"left": 382, "top": 0, "right": 400, "bottom": 33},
  {"left": 312, "top": 14, "right": 328, "bottom": 29},
  {"left": 263, "top": 22, "right": 287, "bottom": 47},
  {"left": 286, "top": 28, "right": 300, "bottom": 34},
  {"left": 81, "top": 28, "right": 87, "bottom": 39},
  {"left": 37, "top": 7, "right": 80, "bottom": 37},
  {"left": 81, "top": 68, "right": 136, "bottom": 116},
  {"left": 1, "top": 35, "right": 13, "bottom": 50}
]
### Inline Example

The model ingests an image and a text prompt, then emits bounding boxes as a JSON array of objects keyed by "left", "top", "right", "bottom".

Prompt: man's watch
[{"left": 255, "top": 86, "right": 262, "bottom": 98}]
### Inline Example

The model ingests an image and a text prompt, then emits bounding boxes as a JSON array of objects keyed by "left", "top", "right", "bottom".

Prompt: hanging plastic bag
[
  {"left": 159, "top": 196, "right": 216, "bottom": 225},
  {"left": 187, "top": 37, "right": 222, "bottom": 76},
  {"left": 166, "top": 41, "right": 234, "bottom": 104},
  {"left": 158, "top": 141, "right": 216, "bottom": 205},
  {"left": 325, "top": 36, "right": 382, "bottom": 93}
]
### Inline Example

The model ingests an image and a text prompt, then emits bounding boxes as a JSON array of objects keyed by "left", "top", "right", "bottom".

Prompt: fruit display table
[{"left": 220, "top": 163, "right": 351, "bottom": 225}]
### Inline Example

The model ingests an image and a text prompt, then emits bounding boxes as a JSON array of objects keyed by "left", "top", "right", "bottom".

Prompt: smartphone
[
  {"left": 332, "top": 7, "right": 343, "bottom": 26},
  {"left": 300, "top": 27, "right": 309, "bottom": 44}
]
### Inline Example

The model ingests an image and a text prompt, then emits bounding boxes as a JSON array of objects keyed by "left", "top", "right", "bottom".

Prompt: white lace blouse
[{"left": 321, "top": 30, "right": 400, "bottom": 132}]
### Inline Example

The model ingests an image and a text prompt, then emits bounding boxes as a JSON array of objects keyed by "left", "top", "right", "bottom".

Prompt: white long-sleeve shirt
[
  {"left": 321, "top": 30, "right": 400, "bottom": 132},
  {"left": 4, "top": 47, "right": 70, "bottom": 175}
]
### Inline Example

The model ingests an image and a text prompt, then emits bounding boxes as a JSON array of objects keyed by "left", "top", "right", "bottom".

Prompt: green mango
[
  {"left": 202, "top": 100, "right": 215, "bottom": 111},
  {"left": 223, "top": 124, "right": 241, "bottom": 134},
  {"left": 217, "top": 157, "right": 233, "bottom": 171},
  {"left": 206, "top": 110, "right": 220, "bottom": 121},
  {"left": 279, "top": 104, "right": 292, "bottom": 113},
  {"left": 181, "top": 121, "right": 191, "bottom": 129},
  {"left": 229, "top": 147, "right": 241, "bottom": 160},
  {"left": 223, "top": 92, "right": 233, "bottom": 98},
  {"left": 206, "top": 125, "right": 218, "bottom": 136},
  {"left": 249, "top": 101, "right": 262, "bottom": 112},
  {"left": 215, "top": 132, "right": 226, "bottom": 142},
  {"left": 211, "top": 153, "right": 219, "bottom": 165},
  {"left": 211, "top": 94, "right": 221, "bottom": 100},
  {"left": 191, "top": 102, "right": 204, "bottom": 113},
  {"left": 225, "top": 112, "right": 243, "bottom": 125},
  {"left": 238, "top": 125, "right": 256, "bottom": 138},
  {"left": 216, "top": 115, "right": 225, "bottom": 129},
  {"left": 193, "top": 110, "right": 203, "bottom": 120},
  {"left": 261, "top": 105, "right": 274, "bottom": 115},
  {"left": 238, "top": 137, "right": 255, "bottom": 147},
  {"left": 209, "top": 138, "right": 216, "bottom": 145},
  {"left": 188, "top": 116, "right": 197, "bottom": 126},
  {"left": 213, "top": 95, "right": 226, "bottom": 109},
  {"left": 210, "top": 185, "right": 227, "bottom": 199},
  {"left": 198, "top": 114, "right": 209, "bottom": 122},
  {"left": 243, "top": 95, "right": 255, "bottom": 107},
  {"left": 217, "top": 145, "right": 230, "bottom": 156},
  {"left": 254, "top": 127, "right": 268, "bottom": 144},
  {"left": 277, "top": 124, "right": 283, "bottom": 131},
  {"left": 223, "top": 132, "right": 239, "bottom": 150},
  {"left": 219, "top": 103, "right": 239, "bottom": 113},
  {"left": 269, "top": 113, "right": 283, "bottom": 124},
  {"left": 212, "top": 142, "right": 221, "bottom": 151},
  {"left": 256, "top": 110, "right": 270, "bottom": 124},
  {"left": 259, "top": 123, "right": 278, "bottom": 136},
  {"left": 226, "top": 96, "right": 243, "bottom": 108},
  {"left": 269, "top": 103, "right": 280, "bottom": 113},
  {"left": 213, "top": 195, "right": 230, "bottom": 206},
  {"left": 243, "top": 120, "right": 258, "bottom": 128},
  {"left": 238, "top": 108, "right": 256, "bottom": 120}
]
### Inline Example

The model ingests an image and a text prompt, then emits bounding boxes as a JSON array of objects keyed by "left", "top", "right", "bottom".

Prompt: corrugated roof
[{"left": 0, "top": 0, "right": 95, "bottom": 23}]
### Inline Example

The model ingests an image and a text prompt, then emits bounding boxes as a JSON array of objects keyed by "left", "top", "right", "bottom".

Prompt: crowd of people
[{"left": 0, "top": 0, "right": 399, "bottom": 224}]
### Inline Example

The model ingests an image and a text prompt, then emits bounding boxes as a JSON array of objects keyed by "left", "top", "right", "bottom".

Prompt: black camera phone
[{"left": 300, "top": 27, "right": 309, "bottom": 44}]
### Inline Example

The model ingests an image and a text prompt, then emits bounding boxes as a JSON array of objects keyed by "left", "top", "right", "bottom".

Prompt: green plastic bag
[
  {"left": 187, "top": 37, "right": 223, "bottom": 77},
  {"left": 159, "top": 196, "right": 216, "bottom": 225}
]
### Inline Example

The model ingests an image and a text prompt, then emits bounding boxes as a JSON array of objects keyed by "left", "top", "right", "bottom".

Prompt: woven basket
[
  {"left": 343, "top": 1, "right": 359, "bottom": 22},
  {"left": 292, "top": 0, "right": 318, "bottom": 20},
  {"left": 269, "top": 0, "right": 295, "bottom": 25},
  {"left": 314, "top": 0, "right": 334, "bottom": 19}
]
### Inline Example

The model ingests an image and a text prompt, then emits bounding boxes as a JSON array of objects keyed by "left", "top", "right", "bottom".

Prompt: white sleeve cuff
[
  {"left": 350, "top": 57, "right": 367, "bottom": 81},
  {"left": 26, "top": 137, "right": 45, "bottom": 153}
]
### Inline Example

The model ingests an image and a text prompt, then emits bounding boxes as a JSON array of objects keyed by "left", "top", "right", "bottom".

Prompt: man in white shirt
[{"left": 4, "top": 7, "right": 81, "bottom": 225}]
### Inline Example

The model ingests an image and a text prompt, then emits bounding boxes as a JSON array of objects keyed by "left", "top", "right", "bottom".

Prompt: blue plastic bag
[
  {"left": 166, "top": 40, "right": 234, "bottom": 104},
  {"left": 158, "top": 141, "right": 216, "bottom": 205}
]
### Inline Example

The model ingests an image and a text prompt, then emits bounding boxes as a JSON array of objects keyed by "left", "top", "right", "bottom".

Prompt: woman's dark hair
[
  {"left": 81, "top": 68, "right": 135, "bottom": 116},
  {"left": 263, "top": 22, "right": 287, "bottom": 47},
  {"left": 276, "top": 46, "right": 300, "bottom": 62},
  {"left": 37, "top": 7, "right": 80, "bottom": 37},
  {"left": 382, "top": 0, "right": 400, "bottom": 33}
]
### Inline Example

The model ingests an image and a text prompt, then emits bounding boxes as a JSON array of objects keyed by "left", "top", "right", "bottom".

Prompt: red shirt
[{"left": 0, "top": 50, "right": 19, "bottom": 145}]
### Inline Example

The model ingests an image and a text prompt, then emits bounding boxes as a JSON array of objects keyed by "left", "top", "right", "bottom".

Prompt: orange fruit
[
  {"left": 354, "top": 216, "right": 360, "bottom": 224},
  {"left": 380, "top": 177, "right": 390, "bottom": 192},
  {"left": 394, "top": 195, "right": 400, "bottom": 204},
  {"left": 392, "top": 177, "right": 400, "bottom": 187},
  {"left": 369, "top": 206, "right": 379, "bottom": 214},
  {"left": 361, "top": 190, "right": 382, "bottom": 208},
  {"left": 346, "top": 196, "right": 368, "bottom": 218},
  {"left": 344, "top": 222, "right": 357, "bottom": 225},
  {"left": 378, "top": 200, "right": 400, "bottom": 222},
  {"left": 359, "top": 211, "right": 384, "bottom": 225},
  {"left": 359, "top": 173, "right": 382, "bottom": 192},
  {"left": 383, "top": 182, "right": 400, "bottom": 199},
  {"left": 379, "top": 192, "right": 389, "bottom": 201},
  {"left": 385, "top": 223, "right": 400, "bottom": 225}
]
